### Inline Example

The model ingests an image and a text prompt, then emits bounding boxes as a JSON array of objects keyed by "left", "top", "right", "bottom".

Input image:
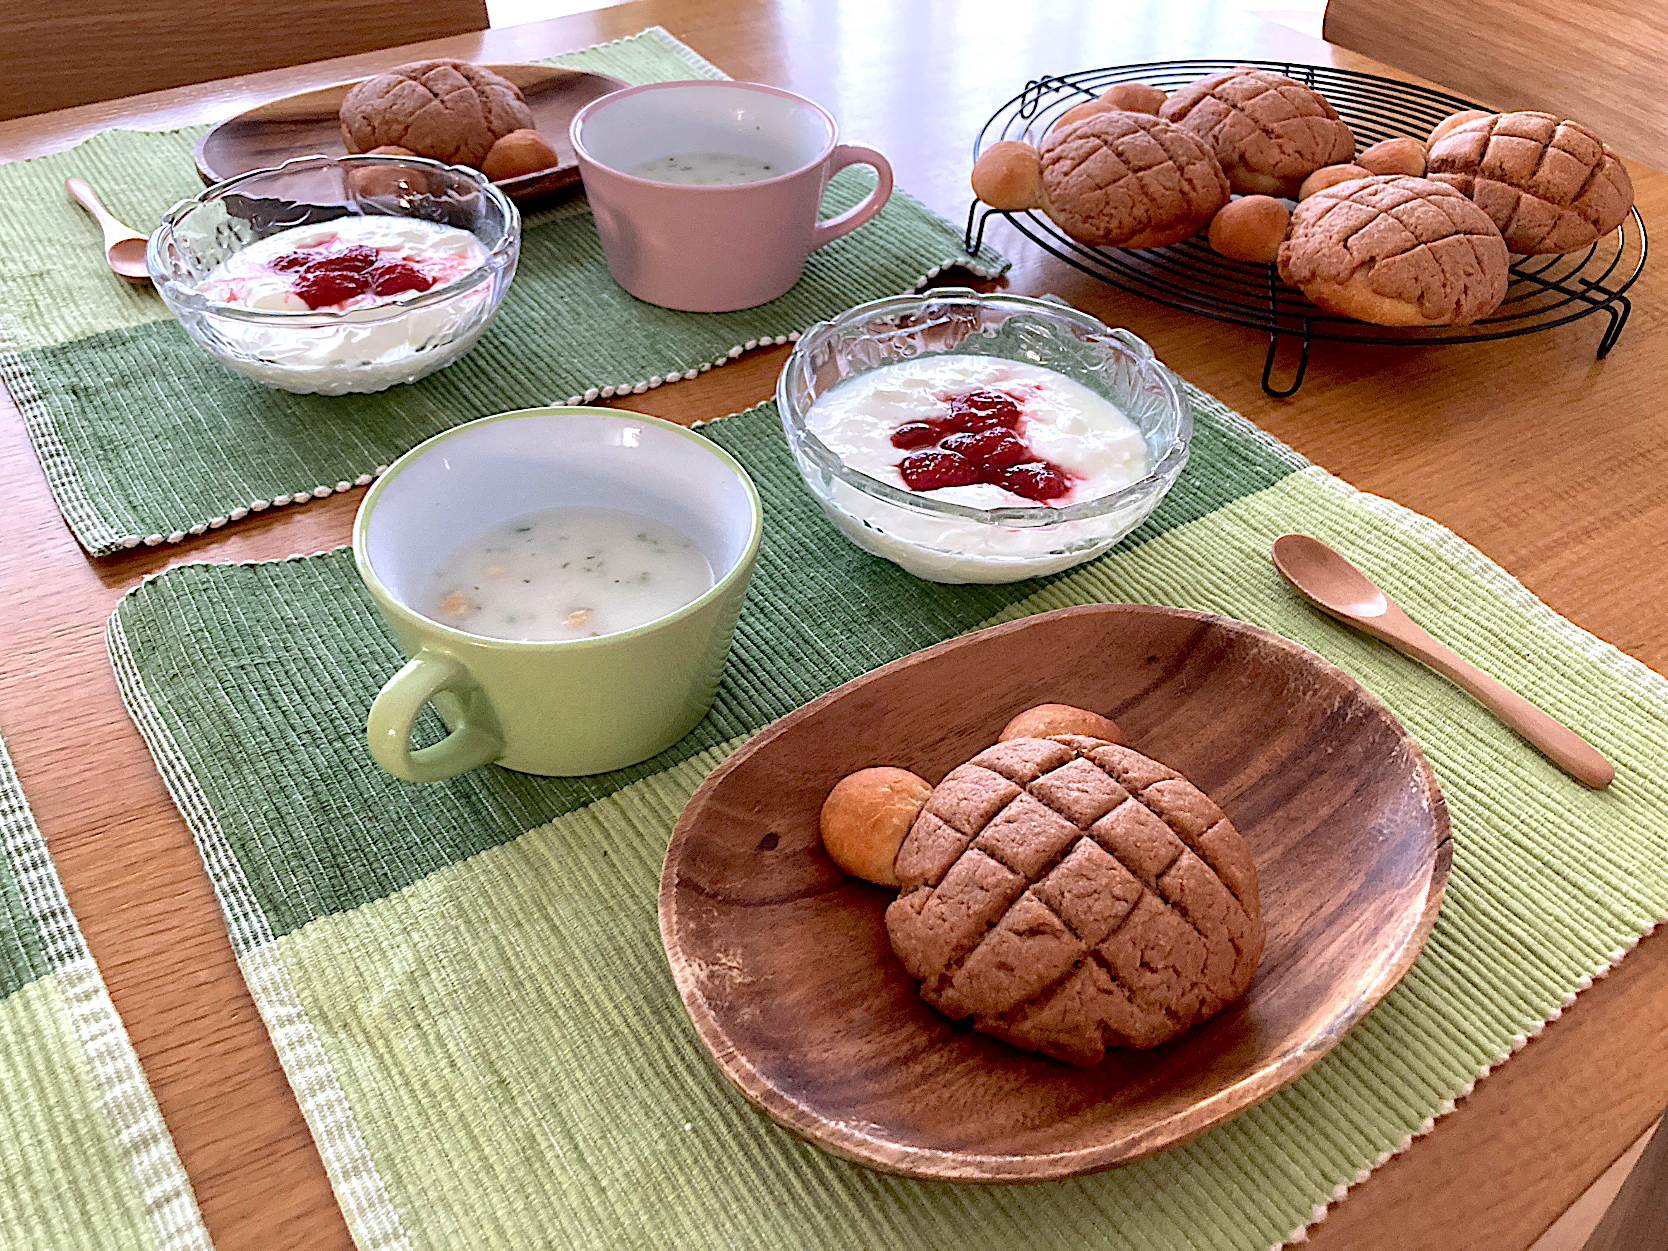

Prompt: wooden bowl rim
[
  {"left": 190, "top": 64, "right": 628, "bottom": 196},
  {"left": 659, "top": 603, "right": 1452, "bottom": 1181}
]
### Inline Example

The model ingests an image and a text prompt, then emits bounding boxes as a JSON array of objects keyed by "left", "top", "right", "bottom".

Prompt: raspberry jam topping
[
  {"left": 370, "top": 263, "right": 436, "bottom": 297},
  {"left": 939, "top": 428, "right": 1029, "bottom": 470},
  {"left": 899, "top": 449, "right": 978, "bottom": 491},
  {"left": 306, "top": 244, "right": 380, "bottom": 274},
  {"left": 999, "top": 462, "right": 1072, "bottom": 500},
  {"left": 266, "top": 244, "right": 439, "bottom": 309},
  {"left": 889, "top": 388, "right": 1075, "bottom": 502},
  {"left": 889, "top": 421, "right": 943, "bottom": 450},
  {"left": 945, "top": 388, "right": 1022, "bottom": 430},
  {"left": 292, "top": 270, "right": 370, "bottom": 310}
]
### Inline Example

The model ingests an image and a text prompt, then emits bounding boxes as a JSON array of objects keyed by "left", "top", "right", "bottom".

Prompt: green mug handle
[{"left": 367, "top": 650, "right": 504, "bottom": 783}]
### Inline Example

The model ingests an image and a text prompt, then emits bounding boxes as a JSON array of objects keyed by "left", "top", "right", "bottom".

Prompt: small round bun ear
[
  {"left": 481, "top": 129, "right": 559, "bottom": 181},
  {"left": 819, "top": 768, "right": 932, "bottom": 887},
  {"left": 1356, "top": 136, "right": 1427, "bottom": 177},
  {"left": 999, "top": 704, "right": 1124, "bottom": 744},
  {"left": 1050, "top": 98, "right": 1119, "bottom": 133},
  {"left": 971, "top": 140, "right": 1045, "bottom": 211},
  {"left": 1298, "top": 163, "right": 1373, "bottom": 200},
  {"left": 1208, "top": 195, "right": 1291, "bottom": 263},
  {"left": 1429, "top": 109, "right": 1492, "bottom": 146},
  {"left": 1098, "top": 82, "right": 1167, "bottom": 115}
]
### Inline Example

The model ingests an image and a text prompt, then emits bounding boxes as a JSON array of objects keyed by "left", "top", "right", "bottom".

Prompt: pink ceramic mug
[{"left": 570, "top": 80, "right": 894, "bottom": 312}]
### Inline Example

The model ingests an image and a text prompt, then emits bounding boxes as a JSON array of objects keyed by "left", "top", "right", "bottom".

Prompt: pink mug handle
[{"left": 811, "top": 144, "right": 894, "bottom": 248}]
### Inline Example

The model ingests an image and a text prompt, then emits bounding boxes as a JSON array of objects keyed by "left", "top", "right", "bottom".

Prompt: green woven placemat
[
  {"left": 0, "top": 731, "right": 211, "bottom": 1250},
  {"left": 108, "top": 384, "right": 1668, "bottom": 1251},
  {"left": 0, "top": 27, "right": 1004, "bottom": 557}
]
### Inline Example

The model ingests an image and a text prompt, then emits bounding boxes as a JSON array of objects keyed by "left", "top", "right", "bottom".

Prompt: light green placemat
[
  {"left": 108, "top": 385, "right": 1668, "bottom": 1251},
  {"left": 0, "top": 27, "right": 1004, "bottom": 557},
  {"left": 0, "top": 731, "right": 212, "bottom": 1250}
]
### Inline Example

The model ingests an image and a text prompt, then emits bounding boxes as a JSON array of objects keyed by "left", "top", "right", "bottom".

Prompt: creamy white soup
[
  {"left": 422, "top": 506, "right": 714, "bottom": 641},
  {"left": 626, "top": 151, "right": 785, "bottom": 185}
]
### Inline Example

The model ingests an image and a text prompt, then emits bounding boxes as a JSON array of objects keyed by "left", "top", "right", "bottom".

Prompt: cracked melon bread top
[
  {"left": 885, "top": 734, "right": 1263, "bottom": 1068},
  {"left": 1159, "top": 66, "right": 1355, "bottom": 197},
  {"left": 340, "top": 59, "right": 535, "bottom": 168},
  {"left": 1425, "top": 110, "right": 1635, "bottom": 254},
  {"left": 1037, "top": 111, "right": 1229, "bottom": 249},
  {"left": 1277, "top": 174, "right": 1510, "bottom": 326}
]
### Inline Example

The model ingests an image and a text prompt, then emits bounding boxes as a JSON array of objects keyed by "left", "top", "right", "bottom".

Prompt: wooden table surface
[{"left": 3, "top": 2, "right": 1664, "bottom": 1249}]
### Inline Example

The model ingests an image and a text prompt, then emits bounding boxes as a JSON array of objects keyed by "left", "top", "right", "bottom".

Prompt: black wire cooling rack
[{"left": 965, "top": 60, "right": 1646, "bottom": 396}]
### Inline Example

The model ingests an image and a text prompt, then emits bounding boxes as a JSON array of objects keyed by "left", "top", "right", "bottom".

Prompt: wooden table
[{"left": 3, "top": 3, "right": 1664, "bottom": 1248}]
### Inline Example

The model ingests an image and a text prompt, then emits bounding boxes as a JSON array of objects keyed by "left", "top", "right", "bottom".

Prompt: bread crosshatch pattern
[
  {"left": 339, "top": 59, "right": 562, "bottom": 182},
  {"left": 962, "top": 60, "right": 1643, "bottom": 390},
  {"left": 341, "top": 60, "right": 534, "bottom": 167},
  {"left": 1036, "top": 113, "right": 1228, "bottom": 250},
  {"left": 1426, "top": 111, "right": 1635, "bottom": 254},
  {"left": 1278, "top": 175, "right": 1509, "bottom": 326},
  {"left": 885, "top": 735, "right": 1263, "bottom": 1068},
  {"left": 1157, "top": 67, "right": 1356, "bottom": 197}
]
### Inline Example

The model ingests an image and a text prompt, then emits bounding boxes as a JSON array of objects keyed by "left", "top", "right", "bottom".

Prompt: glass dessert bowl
[
  {"left": 148, "top": 154, "right": 520, "bottom": 395},
  {"left": 777, "top": 289, "right": 1190, "bottom": 583}
]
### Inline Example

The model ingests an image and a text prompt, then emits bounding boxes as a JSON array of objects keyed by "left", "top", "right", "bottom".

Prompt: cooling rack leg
[
  {"left": 1262, "top": 331, "right": 1311, "bottom": 397},
  {"left": 963, "top": 201, "right": 997, "bottom": 254},
  {"left": 1596, "top": 295, "right": 1632, "bottom": 358}
]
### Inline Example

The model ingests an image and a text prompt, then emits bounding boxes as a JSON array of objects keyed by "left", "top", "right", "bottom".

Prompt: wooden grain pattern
[
  {"left": 1323, "top": 0, "right": 1668, "bottom": 168},
  {"left": 662, "top": 605, "right": 1451, "bottom": 1179},
  {"left": 6, "top": 0, "right": 489, "bottom": 123},
  {"left": 0, "top": 2, "right": 1665, "bottom": 1248},
  {"left": 193, "top": 66, "right": 628, "bottom": 203}
]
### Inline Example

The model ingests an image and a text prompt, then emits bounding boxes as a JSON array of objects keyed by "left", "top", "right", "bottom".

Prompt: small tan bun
[
  {"left": 366, "top": 145, "right": 418, "bottom": 157},
  {"left": 349, "top": 159, "right": 429, "bottom": 198},
  {"left": 820, "top": 767, "right": 931, "bottom": 887},
  {"left": 1098, "top": 82, "right": 1167, "bottom": 115},
  {"left": 1208, "top": 195, "right": 1290, "bottom": 262},
  {"left": 1298, "top": 163, "right": 1373, "bottom": 200},
  {"left": 481, "top": 128, "right": 560, "bottom": 181},
  {"left": 971, "top": 140, "right": 1045, "bottom": 211},
  {"left": 1356, "top": 136, "right": 1426, "bottom": 177},
  {"left": 1429, "top": 109, "right": 1492, "bottom": 146},
  {"left": 999, "top": 704, "right": 1124, "bottom": 744},
  {"left": 1051, "top": 98, "right": 1119, "bottom": 133}
]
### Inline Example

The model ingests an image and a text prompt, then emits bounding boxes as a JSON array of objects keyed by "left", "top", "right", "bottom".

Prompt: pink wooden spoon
[
  {"left": 1272, "top": 532, "right": 1614, "bottom": 789},
  {"left": 66, "top": 176, "right": 150, "bottom": 282}
]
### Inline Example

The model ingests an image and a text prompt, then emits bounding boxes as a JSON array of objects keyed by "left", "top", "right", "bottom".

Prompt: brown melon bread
[
  {"left": 341, "top": 60, "right": 535, "bottom": 169},
  {"left": 1425, "top": 111, "right": 1634, "bottom": 254},
  {"left": 884, "top": 735, "right": 1262, "bottom": 1067},
  {"left": 1037, "top": 111, "right": 1229, "bottom": 249},
  {"left": 1159, "top": 66, "right": 1355, "bottom": 197},
  {"left": 1277, "top": 174, "right": 1509, "bottom": 325}
]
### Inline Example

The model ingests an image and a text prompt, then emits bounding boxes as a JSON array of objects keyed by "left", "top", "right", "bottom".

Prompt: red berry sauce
[
  {"left": 267, "top": 242, "right": 438, "bottom": 310},
  {"left": 370, "top": 263, "right": 436, "bottom": 297},
  {"left": 889, "top": 387, "right": 1075, "bottom": 503},
  {"left": 899, "top": 449, "right": 978, "bottom": 491}
]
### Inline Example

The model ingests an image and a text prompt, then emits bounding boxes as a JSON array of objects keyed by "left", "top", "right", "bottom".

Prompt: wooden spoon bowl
[{"left": 660, "top": 604, "right": 1451, "bottom": 1180}]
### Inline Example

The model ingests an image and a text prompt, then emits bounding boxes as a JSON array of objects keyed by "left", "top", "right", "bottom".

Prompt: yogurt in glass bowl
[
  {"left": 778, "top": 289, "right": 1190, "bottom": 583},
  {"left": 148, "top": 155, "right": 519, "bottom": 395}
]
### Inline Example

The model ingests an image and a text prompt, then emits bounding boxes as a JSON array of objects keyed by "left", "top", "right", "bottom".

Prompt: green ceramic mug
[{"left": 353, "top": 406, "right": 762, "bottom": 781}]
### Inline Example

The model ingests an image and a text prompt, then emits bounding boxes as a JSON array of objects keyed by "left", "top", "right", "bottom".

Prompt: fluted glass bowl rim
[
  {"left": 146, "top": 154, "right": 520, "bottom": 327},
  {"left": 776, "top": 288, "right": 1190, "bottom": 529}
]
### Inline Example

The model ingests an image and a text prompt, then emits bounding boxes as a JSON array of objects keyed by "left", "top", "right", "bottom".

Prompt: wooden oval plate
[
  {"left": 660, "top": 604, "right": 1451, "bottom": 1181},
  {"left": 193, "top": 65, "right": 628, "bottom": 204}
]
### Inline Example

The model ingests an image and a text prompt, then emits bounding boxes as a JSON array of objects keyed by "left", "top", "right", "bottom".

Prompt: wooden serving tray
[
  {"left": 660, "top": 604, "right": 1452, "bottom": 1181},
  {"left": 193, "top": 65, "right": 628, "bottom": 203}
]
